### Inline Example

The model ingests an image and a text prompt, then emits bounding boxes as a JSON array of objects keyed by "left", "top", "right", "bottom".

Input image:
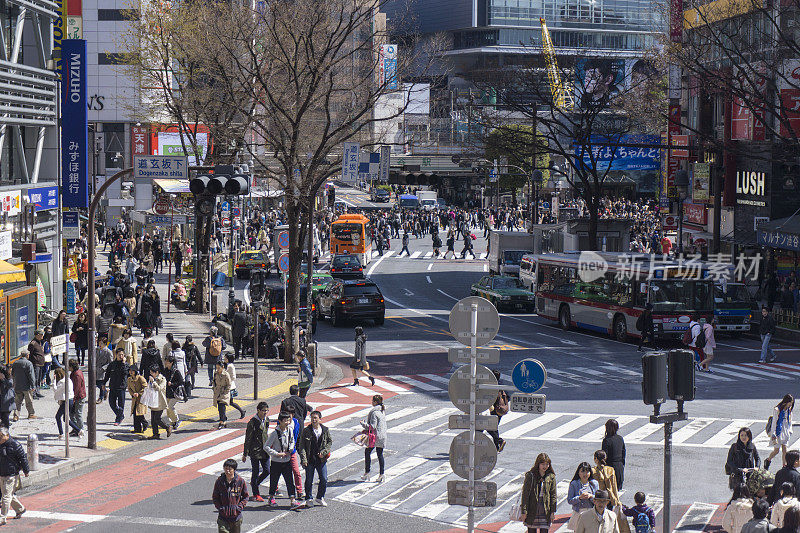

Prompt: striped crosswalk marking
[
  {"left": 473, "top": 474, "right": 524, "bottom": 525},
  {"left": 599, "top": 364, "right": 641, "bottom": 377},
  {"left": 328, "top": 442, "right": 362, "bottom": 462},
  {"left": 702, "top": 420, "right": 751, "bottom": 447},
  {"left": 410, "top": 251, "right": 421, "bottom": 258},
  {"left": 392, "top": 407, "right": 458, "bottom": 432},
  {"left": 168, "top": 435, "right": 245, "bottom": 468},
  {"left": 371, "top": 378, "right": 411, "bottom": 394},
  {"left": 579, "top": 415, "right": 639, "bottom": 443},
  {"left": 342, "top": 406, "right": 426, "bottom": 431},
  {"left": 547, "top": 367, "right": 602, "bottom": 385},
  {"left": 424, "top": 252, "right": 433, "bottom": 258},
  {"left": 503, "top": 412, "right": 562, "bottom": 439},
  {"left": 348, "top": 384, "right": 385, "bottom": 397},
  {"left": 141, "top": 429, "right": 237, "bottom": 462},
  {"left": 537, "top": 414, "right": 598, "bottom": 440},
  {"left": 319, "top": 390, "right": 349, "bottom": 399},
  {"left": 671, "top": 418, "right": 717, "bottom": 444},
  {"left": 419, "top": 373, "right": 451, "bottom": 386},
  {"left": 326, "top": 407, "right": 373, "bottom": 428},
  {"left": 336, "top": 456, "right": 427, "bottom": 503},
  {"left": 625, "top": 421, "right": 663, "bottom": 443},
  {"left": 388, "top": 374, "right": 441, "bottom": 392},
  {"left": 373, "top": 462, "right": 453, "bottom": 511},
  {"left": 479, "top": 252, "right": 487, "bottom": 259},
  {"left": 734, "top": 363, "right": 796, "bottom": 380}
]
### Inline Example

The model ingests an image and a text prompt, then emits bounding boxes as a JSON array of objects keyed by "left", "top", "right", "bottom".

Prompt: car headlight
[{"left": 527, "top": 295, "right": 535, "bottom": 300}]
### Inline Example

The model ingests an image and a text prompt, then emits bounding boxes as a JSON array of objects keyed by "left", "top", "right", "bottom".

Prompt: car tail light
[
  {"left": 236, "top": 263, "right": 244, "bottom": 269},
  {"left": 312, "top": 304, "right": 316, "bottom": 311},
  {"left": 356, "top": 267, "right": 362, "bottom": 271},
  {"left": 340, "top": 300, "right": 346, "bottom": 305},
  {"left": 270, "top": 307, "right": 277, "bottom": 315},
  {"left": 379, "top": 298, "right": 384, "bottom": 303}
]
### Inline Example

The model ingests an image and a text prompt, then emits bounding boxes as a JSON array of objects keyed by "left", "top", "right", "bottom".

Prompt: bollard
[
  {"left": 27, "top": 434, "right": 39, "bottom": 471},
  {"left": 308, "top": 341, "right": 318, "bottom": 373}
]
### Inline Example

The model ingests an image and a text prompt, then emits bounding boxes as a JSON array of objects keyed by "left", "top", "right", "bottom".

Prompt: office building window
[
  {"left": 98, "top": 53, "right": 125, "bottom": 65},
  {"left": 98, "top": 9, "right": 137, "bottom": 21}
]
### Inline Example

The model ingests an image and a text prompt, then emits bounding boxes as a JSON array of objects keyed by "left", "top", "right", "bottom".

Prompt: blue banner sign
[
  {"left": 27, "top": 186, "right": 59, "bottom": 212},
  {"left": 574, "top": 134, "right": 661, "bottom": 171},
  {"left": 758, "top": 229, "right": 800, "bottom": 251},
  {"left": 61, "top": 39, "right": 88, "bottom": 208}
]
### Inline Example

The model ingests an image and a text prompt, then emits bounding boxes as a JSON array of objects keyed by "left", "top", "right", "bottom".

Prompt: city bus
[
  {"left": 330, "top": 214, "right": 372, "bottom": 266},
  {"left": 533, "top": 252, "right": 714, "bottom": 341}
]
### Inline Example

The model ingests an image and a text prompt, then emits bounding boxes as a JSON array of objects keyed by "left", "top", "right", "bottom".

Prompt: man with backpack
[
  {"left": 203, "top": 326, "right": 227, "bottom": 387},
  {"left": 485, "top": 370, "right": 509, "bottom": 452},
  {"left": 683, "top": 315, "right": 706, "bottom": 368}
]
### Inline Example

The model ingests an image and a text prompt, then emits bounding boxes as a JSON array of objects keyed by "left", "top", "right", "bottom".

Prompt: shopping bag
[
  {"left": 351, "top": 432, "right": 368, "bottom": 447},
  {"left": 141, "top": 386, "right": 159, "bottom": 409},
  {"left": 508, "top": 503, "right": 523, "bottom": 522}
]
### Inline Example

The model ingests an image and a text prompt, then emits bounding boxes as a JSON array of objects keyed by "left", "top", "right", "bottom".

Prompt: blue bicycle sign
[{"left": 511, "top": 359, "right": 546, "bottom": 394}]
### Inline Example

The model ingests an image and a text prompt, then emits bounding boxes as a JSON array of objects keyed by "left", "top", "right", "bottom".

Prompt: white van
[{"left": 519, "top": 254, "right": 537, "bottom": 292}]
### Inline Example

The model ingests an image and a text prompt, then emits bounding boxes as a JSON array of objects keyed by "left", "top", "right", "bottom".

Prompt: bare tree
[{"left": 193, "top": 0, "right": 442, "bottom": 359}]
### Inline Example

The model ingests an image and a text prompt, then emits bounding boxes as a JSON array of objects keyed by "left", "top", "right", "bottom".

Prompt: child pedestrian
[{"left": 622, "top": 492, "right": 656, "bottom": 533}]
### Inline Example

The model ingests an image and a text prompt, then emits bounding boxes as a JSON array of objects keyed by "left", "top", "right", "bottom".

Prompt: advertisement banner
[
  {"left": 341, "top": 142, "right": 360, "bottom": 184},
  {"left": 26, "top": 186, "right": 59, "bottom": 212},
  {"left": 692, "top": 162, "right": 710, "bottom": 202},
  {"left": 574, "top": 135, "right": 661, "bottom": 171},
  {"left": 380, "top": 44, "right": 399, "bottom": 90},
  {"left": 131, "top": 125, "right": 150, "bottom": 162},
  {"left": 0, "top": 191, "right": 21, "bottom": 215},
  {"left": 0, "top": 231, "right": 11, "bottom": 260},
  {"left": 684, "top": 202, "right": 708, "bottom": 225},
  {"left": 574, "top": 58, "right": 624, "bottom": 108},
  {"left": 157, "top": 131, "right": 207, "bottom": 166},
  {"left": 61, "top": 39, "right": 89, "bottom": 208}
]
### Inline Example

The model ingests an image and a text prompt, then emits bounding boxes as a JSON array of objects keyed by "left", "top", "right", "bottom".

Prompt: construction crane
[{"left": 539, "top": 17, "right": 575, "bottom": 110}]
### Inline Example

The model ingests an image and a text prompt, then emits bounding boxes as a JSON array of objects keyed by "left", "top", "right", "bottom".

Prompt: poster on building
[
  {"left": 574, "top": 58, "right": 625, "bottom": 108},
  {"left": 379, "top": 44, "right": 399, "bottom": 90},
  {"left": 26, "top": 186, "right": 59, "bottom": 212},
  {"left": 0, "top": 191, "right": 21, "bottom": 215},
  {"left": 625, "top": 59, "right": 659, "bottom": 90},
  {"left": 61, "top": 39, "right": 89, "bottom": 209},
  {"left": 0, "top": 231, "right": 11, "bottom": 260},
  {"left": 574, "top": 135, "right": 661, "bottom": 171},
  {"left": 693, "top": 162, "right": 710, "bottom": 202},
  {"left": 157, "top": 131, "right": 208, "bottom": 166},
  {"left": 17, "top": 306, "right": 28, "bottom": 346},
  {"left": 779, "top": 60, "right": 800, "bottom": 138}
]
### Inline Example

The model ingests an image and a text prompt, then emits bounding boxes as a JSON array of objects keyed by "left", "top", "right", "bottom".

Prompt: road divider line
[
  {"left": 367, "top": 250, "right": 393, "bottom": 276},
  {"left": 426, "top": 276, "right": 432, "bottom": 283}
]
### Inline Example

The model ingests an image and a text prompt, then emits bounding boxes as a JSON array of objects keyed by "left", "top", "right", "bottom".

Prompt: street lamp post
[
  {"left": 531, "top": 170, "right": 543, "bottom": 231},
  {"left": 674, "top": 170, "right": 689, "bottom": 255}
]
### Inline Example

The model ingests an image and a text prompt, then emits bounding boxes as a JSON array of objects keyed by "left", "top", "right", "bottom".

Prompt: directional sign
[
  {"left": 448, "top": 414, "right": 498, "bottom": 432},
  {"left": 448, "top": 296, "right": 500, "bottom": 347},
  {"left": 512, "top": 358, "right": 547, "bottom": 394},
  {"left": 63, "top": 211, "right": 80, "bottom": 240},
  {"left": 448, "top": 347, "right": 500, "bottom": 365},
  {"left": 51, "top": 334, "right": 68, "bottom": 356},
  {"left": 448, "top": 364, "right": 498, "bottom": 414},
  {"left": 447, "top": 480, "right": 497, "bottom": 507},
  {"left": 510, "top": 393, "right": 546, "bottom": 414},
  {"left": 278, "top": 231, "right": 290, "bottom": 250},
  {"left": 449, "top": 431, "right": 497, "bottom": 480},
  {"left": 278, "top": 253, "right": 290, "bottom": 273}
]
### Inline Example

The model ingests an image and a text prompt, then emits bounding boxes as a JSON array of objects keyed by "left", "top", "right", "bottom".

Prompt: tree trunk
[
  {"left": 283, "top": 202, "right": 301, "bottom": 363},
  {"left": 587, "top": 195, "right": 600, "bottom": 249}
]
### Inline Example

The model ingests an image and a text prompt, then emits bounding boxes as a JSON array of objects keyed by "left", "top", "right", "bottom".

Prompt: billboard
[
  {"left": 574, "top": 135, "right": 661, "bottom": 171},
  {"left": 156, "top": 131, "right": 207, "bottom": 166},
  {"left": 574, "top": 58, "right": 624, "bottom": 108},
  {"left": 61, "top": 39, "right": 89, "bottom": 209},
  {"left": 379, "top": 44, "right": 399, "bottom": 90},
  {"left": 692, "top": 162, "right": 710, "bottom": 202}
]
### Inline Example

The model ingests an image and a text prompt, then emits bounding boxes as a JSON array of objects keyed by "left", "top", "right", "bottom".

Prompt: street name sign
[
  {"left": 510, "top": 393, "right": 546, "bottom": 414},
  {"left": 448, "top": 347, "right": 499, "bottom": 365},
  {"left": 447, "top": 480, "right": 497, "bottom": 507},
  {"left": 448, "top": 414, "right": 499, "bottom": 432},
  {"left": 51, "top": 334, "right": 68, "bottom": 356},
  {"left": 449, "top": 431, "right": 497, "bottom": 480}
]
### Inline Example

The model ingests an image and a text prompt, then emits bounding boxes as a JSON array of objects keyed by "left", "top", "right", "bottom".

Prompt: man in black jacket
[
  {"left": 280, "top": 385, "right": 312, "bottom": 422},
  {"left": 139, "top": 339, "right": 163, "bottom": 377},
  {"left": 298, "top": 410, "right": 332, "bottom": 507},
  {"left": 770, "top": 449, "right": 800, "bottom": 504},
  {"left": 104, "top": 349, "right": 129, "bottom": 425},
  {"left": 231, "top": 302, "right": 248, "bottom": 361},
  {"left": 637, "top": 303, "right": 656, "bottom": 352},
  {"left": 759, "top": 306, "right": 777, "bottom": 363},
  {"left": 242, "top": 401, "right": 270, "bottom": 502},
  {"left": 0, "top": 427, "right": 29, "bottom": 524}
]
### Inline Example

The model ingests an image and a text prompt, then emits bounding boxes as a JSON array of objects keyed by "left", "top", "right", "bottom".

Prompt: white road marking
[
  {"left": 336, "top": 456, "right": 428, "bottom": 502},
  {"left": 366, "top": 250, "right": 393, "bottom": 276},
  {"left": 427, "top": 263, "right": 433, "bottom": 271},
  {"left": 168, "top": 436, "right": 245, "bottom": 468},
  {"left": 319, "top": 390, "right": 348, "bottom": 399},
  {"left": 370, "top": 378, "right": 411, "bottom": 394},
  {"left": 24, "top": 511, "right": 216, "bottom": 528},
  {"left": 388, "top": 374, "right": 441, "bottom": 391},
  {"left": 673, "top": 502, "right": 718, "bottom": 532},
  {"left": 426, "top": 276, "right": 432, "bottom": 283},
  {"left": 503, "top": 412, "right": 562, "bottom": 439},
  {"left": 537, "top": 414, "right": 598, "bottom": 440},
  {"left": 436, "top": 289, "right": 458, "bottom": 301},
  {"left": 410, "top": 251, "right": 421, "bottom": 258},
  {"left": 392, "top": 408, "right": 458, "bottom": 432},
  {"left": 483, "top": 264, "right": 488, "bottom": 272},
  {"left": 372, "top": 462, "right": 453, "bottom": 511},
  {"left": 702, "top": 420, "right": 750, "bottom": 447},
  {"left": 141, "top": 429, "right": 237, "bottom": 462},
  {"left": 424, "top": 251, "right": 433, "bottom": 258}
]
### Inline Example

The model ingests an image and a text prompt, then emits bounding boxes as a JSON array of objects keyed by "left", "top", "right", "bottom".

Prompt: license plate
[{"left": 358, "top": 298, "right": 369, "bottom": 304}]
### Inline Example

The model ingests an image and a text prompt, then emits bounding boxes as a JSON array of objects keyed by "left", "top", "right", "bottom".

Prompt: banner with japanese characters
[{"left": 61, "top": 39, "right": 88, "bottom": 208}]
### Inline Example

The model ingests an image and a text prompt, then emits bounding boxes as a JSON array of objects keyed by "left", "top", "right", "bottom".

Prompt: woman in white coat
[
  {"left": 722, "top": 483, "right": 753, "bottom": 533},
  {"left": 361, "top": 394, "right": 387, "bottom": 483},
  {"left": 766, "top": 394, "right": 794, "bottom": 470}
]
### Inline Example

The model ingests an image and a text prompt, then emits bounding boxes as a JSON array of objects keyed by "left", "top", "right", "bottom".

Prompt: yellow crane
[{"left": 539, "top": 17, "right": 575, "bottom": 109}]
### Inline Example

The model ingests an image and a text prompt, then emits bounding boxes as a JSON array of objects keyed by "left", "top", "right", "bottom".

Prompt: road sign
[
  {"left": 448, "top": 347, "right": 500, "bottom": 365},
  {"left": 448, "top": 296, "right": 500, "bottom": 347},
  {"left": 448, "top": 414, "right": 498, "bottom": 432},
  {"left": 278, "top": 231, "right": 290, "bottom": 250},
  {"left": 134, "top": 155, "right": 189, "bottom": 180},
  {"left": 51, "top": 334, "right": 68, "bottom": 356},
  {"left": 512, "top": 358, "right": 547, "bottom": 394},
  {"left": 63, "top": 211, "right": 80, "bottom": 240},
  {"left": 510, "top": 393, "right": 546, "bottom": 414},
  {"left": 153, "top": 196, "right": 170, "bottom": 215},
  {"left": 449, "top": 431, "right": 497, "bottom": 480},
  {"left": 220, "top": 201, "right": 230, "bottom": 212},
  {"left": 448, "top": 364, "right": 498, "bottom": 414},
  {"left": 447, "top": 480, "right": 497, "bottom": 507},
  {"left": 232, "top": 207, "right": 240, "bottom": 217},
  {"left": 278, "top": 253, "right": 290, "bottom": 273}
]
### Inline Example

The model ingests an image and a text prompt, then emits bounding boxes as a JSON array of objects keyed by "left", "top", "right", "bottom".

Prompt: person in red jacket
[
  {"left": 68, "top": 359, "right": 86, "bottom": 437},
  {"left": 213, "top": 459, "right": 248, "bottom": 533}
]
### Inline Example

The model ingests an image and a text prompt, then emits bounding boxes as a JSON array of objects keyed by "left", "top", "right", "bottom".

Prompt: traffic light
[
  {"left": 667, "top": 349, "right": 695, "bottom": 402},
  {"left": 189, "top": 165, "right": 250, "bottom": 196},
  {"left": 641, "top": 351, "right": 667, "bottom": 406}
]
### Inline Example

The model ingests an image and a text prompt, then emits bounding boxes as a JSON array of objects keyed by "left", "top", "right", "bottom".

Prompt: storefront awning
[
  {"left": 757, "top": 216, "right": 800, "bottom": 251},
  {"left": 0, "top": 260, "right": 26, "bottom": 283},
  {"left": 153, "top": 179, "right": 190, "bottom": 194}
]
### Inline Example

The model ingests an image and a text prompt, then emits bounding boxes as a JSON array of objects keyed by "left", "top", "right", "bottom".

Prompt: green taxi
[
  {"left": 235, "top": 250, "right": 271, "bottom": 279},
  {"left": 301, "top": 271, "right": 335, "bottom": 298},
  {"left": 470, "top": 275, "right": 536, "bottom": 312}
]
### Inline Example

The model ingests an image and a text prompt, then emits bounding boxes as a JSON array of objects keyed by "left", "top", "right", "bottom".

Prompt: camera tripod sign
[{"left": 512, "top": 358, "right": 546, "bottom": 394}]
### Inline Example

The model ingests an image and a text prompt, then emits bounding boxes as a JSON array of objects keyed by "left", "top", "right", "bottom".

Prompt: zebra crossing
[{"left": 315, "top": 249, "right": 489, "bottom": 261}]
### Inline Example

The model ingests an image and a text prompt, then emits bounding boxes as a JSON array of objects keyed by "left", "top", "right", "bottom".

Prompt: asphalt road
[{"left": 20, "top": 227, "right": 800, "bottom": 533}]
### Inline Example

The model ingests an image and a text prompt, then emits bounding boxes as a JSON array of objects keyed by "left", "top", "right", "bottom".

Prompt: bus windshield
[
  {"left": 714, "top": 284, "right": 753, "bottom": 307},
  {"left": 331, "top": 223, "right": 363, "bottom": 243},
  {"left": 399, "top": 198, "right": 419, "bottom": 208},
  {"left": 649, "top": 279, "right": 713, "bottom": 313},
  {"left": 503, "top": 250, "right": 528, "bottom": 266}
]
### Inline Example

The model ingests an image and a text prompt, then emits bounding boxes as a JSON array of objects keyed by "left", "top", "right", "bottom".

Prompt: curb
[{"left": 23, "top": 452, "right": 110, "bottom": 489}]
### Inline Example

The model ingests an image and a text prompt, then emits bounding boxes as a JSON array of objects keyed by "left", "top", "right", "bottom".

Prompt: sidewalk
[{"left": 11, "top": 246, "right": 321, "bottom": 488}]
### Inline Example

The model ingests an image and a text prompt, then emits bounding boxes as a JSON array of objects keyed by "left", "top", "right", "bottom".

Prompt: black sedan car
[
  {"left": 317, "top": 279, "right": 385, "bottom": 326},
  {"left": 371, "top": 188, "right": 391, "bottom": 203},
  {"left": 329, "top": 254, "right": 365, "bottom": 279}
]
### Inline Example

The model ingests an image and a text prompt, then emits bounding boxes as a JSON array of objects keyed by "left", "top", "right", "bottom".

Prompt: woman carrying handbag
[
  {"left": 360, "top": 394, "right": 387, "bottom": 483},
  {"left": 726, "top": 428, "right": 759, "bottom": 489},
  {"left": 519, "top": 453, "right": 557, "bottom": 533},
  {"left": 765, "top": 394, "right": 794, "bottom": 470}
]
